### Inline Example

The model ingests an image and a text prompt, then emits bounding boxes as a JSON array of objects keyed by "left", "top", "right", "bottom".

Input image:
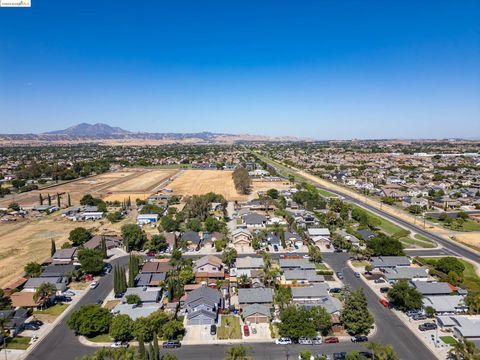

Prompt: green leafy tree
[
  {"left": 278, "top": 306, "right": 317, "bottom": 340},
  {"left": 68, "top": 304, "right": 112, "bottom": 337},
  {"left": 465, "top": 292, "right": 480, "bottom": 315},
  {"left": 128, "top": 254, "right": 140, "bottom": 287},
  {"left": 340, "top": 290, "right": 374, "bottom": 335},
  {"left": 365, "top": 343, "right": 399, "bottom": 360},
  {"left": 126, "top": 294, "right": 141, "bottom": 305},
  {"left": 162, "top": 319, "right": 184, "bottom": 340},
  {"left": 449, "top": 338, "right": 480, "bottom": 360},
  {"left": 69, "top": 227, "right": 93, "bottom": 246},
  {"left": 179, "top": 266, "right": 195, "bottom": 284},
  {"left": 186, "top": 218, "right": 202, "bottom": 232},
  {"left": 121, "top": 224, "right": 147, "bottom": 251},
  {"left": 308, "top": 245, "right": 323, "bottom": 263},
  {"left": 387, "top": 280, "right": 423, "bottom": 311},
  {"left": 109, "top": 314, "right": 134, "bottom": 342},
  {"left": 161, "top": 354, "right": 177, "bottom": 360},
  {"left": 345, "top": 351, "right": 368, "bottom": 360},
  {"left": 266, "top": 188, "right": 279, "bottom": 199},
  {"left": 78, "top": 248, "right": 104, "bottom": 274},
  {"left": 274, "top": 287, "right": 292, "bottom": 309},
  {"left": 435, "top": 257, "right": 465, "bottom": 276},
  {"left": 133, "top": 317, "right": 156, "bottom": 342},
  {"left": 33, "top": 282, "right": 56, "bottom": 307},
  {"left": 221, "top": 248, "right": 237, "bottom": 267},
  {"left": 148, "top": 234, "right": 168, "bottom": 252},
  {"left": 204, "top": 216, "right": 225, "bottom": 233},
  {"left": 24, "top": 262, "right": 42, "bottom": 277},
  {"left": 367, "top": 234, "right": 404, "bottom": 256},
  {"left": 310, "top": 306, "right": 333, "bottom": 336}
]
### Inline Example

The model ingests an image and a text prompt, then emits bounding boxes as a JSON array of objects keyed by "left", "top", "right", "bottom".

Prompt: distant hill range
[{"left": 0, "top": 123, "right": 307, "bottom": 144}]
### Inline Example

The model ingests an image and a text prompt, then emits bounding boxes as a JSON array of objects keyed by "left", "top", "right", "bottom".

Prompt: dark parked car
[
  {"left": 29, "top": 320, "right": 43, "bottom": 326},
  {"left": 24, "top": 323, "right": 40, "bottom": 331},
  {"left": 336, "top": 272, "right": 344, "bottom": 280},
  {"left": 273, "top": 245, "right": 279, "bottom": 252},
  {"left": 419, "top": 323, "right": 437, "bottom": 331},
  {"left": 333, "top": 352, "right": 347, "bottom": 360},
  {"left": 351, "top": 335, "right": 368, "bottom": 342},
  {"left": 210, "top": 324, "right": 217, "bottom": 335},
  {"left": 379, "top": 287, "right": 390, "bottom": 294},
  {"left": 55, "top": 296, "right": 72, "bottom": 303},
  {"left": 413, "top": 314, "right": 427, "bottom": 321},
  {"left": 329, "top": 287, "right": 342, "bottom": 294},
  {"left": 163, "top": 341, "right": 181, "bottom": 349},
  {"left": 359, "top": 351, "right": 373, "bottom": 359}
]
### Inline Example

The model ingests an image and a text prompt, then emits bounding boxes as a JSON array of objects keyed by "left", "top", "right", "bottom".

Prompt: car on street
[
  {"left": 324, "top": 337, "right": 339, "bottom": 344},
  {"left": 111, "top": 341, "right": 129, "bottom": 348},
  {"left": 354, "top": 272, "right": 361, "bottom": 278},
  {"left": 298, "top": 337, "right": 313, "bottom": 345},
  {"left": 333, "top": 352, "right": 347, "bottom": 360},
  {"left": 351, "top": 335, "right": 368, "bottom": 342},
  {"left": 311, "top": 336, "right": 322, "bottom": 345},
  {"left": 275, "top": 337, "right": 292, "bottom": 345},
  {"left": 419, "top": 323, "right": 437, "bottom": 331},
  {"left": 412, "top": 314, "right": 427, "bottom": 321},
  {"left": 103, "top": 265, "right": 112, "bottom": 274},
  {"left": 336, "top": 272, "right": 343, "bottom": 280},
  {"left": 162, "top": 340, "right": 181, "bottom": 349},
  {"left": 303, "top": 254, "right": 310, "bottom": 259},
  {"left": 298, "top": 355, "right": 315, "bottom": 360},
  {"left": 29, "top": 335, "right": 39, "bottom": 345},
  {"left": 90, "top": 281, "right": 99, "bottom": 289},
  {"left": 243, "top": 324, "right": 250, "bottom": 336},
  {"left": 210, "top": 324, "right": 217, "bottom": 335},
  {"left": 317, "top": 355, "right": 331, "bottom": 360}
]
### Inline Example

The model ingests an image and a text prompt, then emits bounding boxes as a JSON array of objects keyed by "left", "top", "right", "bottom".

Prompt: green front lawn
[
  {"left": 87, "top": 333, "right": 113, "bottom": 343},
  {"left": 351, "top": 260, "right": 370, "bottom": 268},
  {"left": 459, "top": 259, "right": 480, "bottom": 293},
  {"left": 5, "top": 337, "right": 31, "bottom": 350},
  {"left": 217, "top": 315, "right": 242, "bottom": 340},
  {"left": 33, "top": 303, "right": 69, "bottom": 316},
  {"left": 440, "top": 336, "right": 457, "bottom": 345}
]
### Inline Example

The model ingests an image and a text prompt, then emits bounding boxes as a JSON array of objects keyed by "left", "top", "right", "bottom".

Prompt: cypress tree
[
  {"left": 39, "top": 194, "right": 43, "bottom": 205},
  {"left": 153, "top": 332, "right": 159, "bottom": 360},
  {"left": 101, "top": 236, "right": 107, "bottom": 259},
  {"left": 120, "top": 266, "right": 127, "bottom": 293},
  {"left": 113, "top": 265, "right": 118, "bottom": 294},
  {"left": 57, "top": 193, "right": 61, "bottom": 207},
  {"left": 67, "top": 193, "right": 72, "bottom": 207},
  {"left": 148, "top": 343, "right": 155, "bottom": 360},
  {"left": 47, "top": 193, "right": 51, "bottom": 206},
  {"left": 51, "top": 239, "right": 56, "bottom": 257},
  {"left": 138, "top": 334, "right": 146, "bottom": 360}
]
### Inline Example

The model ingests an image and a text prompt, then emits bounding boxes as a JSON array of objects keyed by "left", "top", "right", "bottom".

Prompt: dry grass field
[
  {"left": 107, "top": 169, "right": 176, "bottom": 192},
  {"left": 168, "top": 170, "right": 244, "bottom": 201},
  {"left": 453, "top": 232, "right": 480, "bottom": 250},
  {"left": 0, "top": 215, "right": 96, "bottom": 288}
]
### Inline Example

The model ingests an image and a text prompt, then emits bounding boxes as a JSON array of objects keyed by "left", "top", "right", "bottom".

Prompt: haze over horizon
[{"left": 1, "top": 1, "right": 479, "bottom": 139}]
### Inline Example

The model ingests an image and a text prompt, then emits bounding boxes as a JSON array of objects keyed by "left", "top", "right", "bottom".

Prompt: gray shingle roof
[
  {"left": 291, "top": 284, "right": 330, "bottom": 299},
  {"left": 242, "top": 213, "right": 267, "bottom": 225},
  {"left": 186, "top": 286, "right": 222, "bottom": 307},
  {"left": 238, "top": 288, "right": 273, "bottom": 304},
  {"left": 384, "top": 267, "right": 428, "bottom": 280},
  {"left": 371, "top": 256, "right": 410, "bottom": 268},
  {"left": 411, "top": 281, "right": 453, "bottom": 295},
  {"left": 279, "top": 259, "right": 316, "bottom": 270},
  {"left": 283, "top": 269, "right": 324, "bottom": 282},
  {"left": 122, "top": 287, "right": 161, "bottom": 303},
  {"left": 236, "top": 256, "right": 264, "bottom": 269},
  {"left": 242, "top": 304, "right": 271, "bottom": 318}
]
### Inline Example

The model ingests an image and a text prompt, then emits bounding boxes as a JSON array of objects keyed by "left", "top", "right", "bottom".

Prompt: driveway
[{"left": 183, "top": 324, "right": 217, "bottom": 344}]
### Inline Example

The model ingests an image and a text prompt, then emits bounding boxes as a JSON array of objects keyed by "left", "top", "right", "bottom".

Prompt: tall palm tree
[
  {"left": 33, "top": 282, "right": 56, "bottom": 309},
  {"left": 224, "top": 345, "right": 250, "bottom": 360}
]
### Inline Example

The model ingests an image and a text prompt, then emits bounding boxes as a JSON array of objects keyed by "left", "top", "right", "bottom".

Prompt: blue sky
[{"left": 1, "top": 1, "right": 479, "bottom": 139}]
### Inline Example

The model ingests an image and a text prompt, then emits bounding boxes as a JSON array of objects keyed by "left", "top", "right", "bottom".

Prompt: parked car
[
  {"left": 413, "top": 314, "right": 427, "bottom": 321},
  {"left": 114, "top": 292, "right": 124, "bottom": 298},
  {"left": 351, "top": 335, "right": 368, "bottom": 342},
  {"left": 379, "top": 287, "right": 390, "bottom": 294},
  {"left": 273, "top": 245, "right": 279, "bottom": 252},
  {"left": 24, "top": 323, "right": 40, "bottom": 331},
  {"left": 419, "top": 323, "right": 437, "bottom": 331},
  {"left": 29, "top": 320, "right": 43, "bottom": 327},
  {"left": 329, "top": 287, "right": 342, "bottom": 294},
  {"left": 374, "top": 278, "right": 386, "bottom": 284},
  {"left": 311, "top": 336, "right": 322, "bottom": 345},
  {"left": 317, "top": 355, "right": 331, "bottom": 360},
  {"left": 333, "top": 352, "right": 347, "bottom": 360},
  {"left": 359, "top": 351, "right": 373, "bottom": 359},
  {"left": 303, "top": 254, "right": 310, "bottom": 259},
  {"left": 336, "top": 272, "right": 344, "bottom": 280},
  {"left": 251, "top": 325, "right": 257, "bottom": 334},
  {"left": 55, "top": 296, "right": 72, "bottom": 303},
  {"left": 354, "top": 272, "right": 361, "bottom": 278},
  {"left": 275, "top": 337, "right": 292, "bottom": 345},
  {"left": 298, "top": 355, "right": 315, "bottom": 360},
  {"left": 103, "top": 265, "right": 112, "bottom": 274},
  {"left": 324, "top": 337, "right": 339, "bottom": 344},
  {"left": 210, "top": 324, "right": 217, "bottom": 335},
  {"left": 96, "top": 299, "right": 103, "bottom": 305},
  {"left": 299, "top": 337, "right": 313, "bottom": 345},
  {"left": 62, "top": 290, "right": 76, "bottom": 297},
  {"left": 162, "top": 341, "right": 181, "bottom": 349},
  {"left": 243, "top": 324, "right": 250, "bottom": 336},
  {"left": 146, "top": 251, "right": 156, "bottom": 257},
  {"left": 111, "top": 341, "right": 129, "bottom": 348},
  {"left": 90, "top": 281, "right": 99, "bottom": 289}
]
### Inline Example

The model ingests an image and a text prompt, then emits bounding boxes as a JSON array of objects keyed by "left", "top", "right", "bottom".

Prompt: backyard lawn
[
  {"left": 217, "top": 315, "right": 242, "bottom": 340},
  {"left": 440, "top": 336, "right": 457, "bottom": 345},
  {"left": 5, "top": 337, "right": 31, "bottom": 350},
  {"left": 33, "top": 303, "right": 69, "bottom": 316}
]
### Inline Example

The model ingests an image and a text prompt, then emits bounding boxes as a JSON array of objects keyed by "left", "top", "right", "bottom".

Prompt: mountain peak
[{"left": 44, "top": 123, "right": 131, "bottom": 137}]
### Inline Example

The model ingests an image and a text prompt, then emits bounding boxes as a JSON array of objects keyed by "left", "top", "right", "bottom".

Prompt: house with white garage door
[{"left": 185, "top": 285, "right": 223, "bottom": 325}]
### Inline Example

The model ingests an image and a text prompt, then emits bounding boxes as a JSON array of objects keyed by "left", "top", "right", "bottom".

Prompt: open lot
[
  {"left": 167, "top": 170, "right": 290, "bottom": 201},
  {"left": 451, "top": 232, "right": 480, "bottom": 251},
  {"left": 107, "top": 169, "right": 176, "bottom": 193},
  {"left": 168, "top": 170, "right": 245, "bottom": 201}
]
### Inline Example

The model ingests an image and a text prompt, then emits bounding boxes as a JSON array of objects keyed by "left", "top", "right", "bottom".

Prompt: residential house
[
  {"left": 122, "top": 287, "right": 162, "bottom": 304},
  {"left": 185, "top": 285, "right": 223, "bottom": 325},
  {"left": 40, "top": 264, "right": 76, "bottom": 278},
  {"left": 411, "top": 282, "right": 455, "bottom": 296},
  {"left": 236, "top": 256, "right": 264, "bottom": 270},
  {"left": 141, "top": 260, "right": 173, "bottom": 274},
  {"left": 242, "top": 304, "right": 272, "bottom": 324},
  {"left": 181, "top": 231, "right": 202, "bottom": 251},
  {"left": 370, "top": 256, "right": 411, "bottom": 270},
  {"left": 241, "top": 213, "right": 268, "bottom": 229},
  {"left": 231, "top": 229, "right": 253, "bottom": 252},
  {"left": 194, "top": 255, "right": 225, "bottom": 283},
  {"left": 112, "top": 303, "right": 162, "bottom": 320},
  {"left": 357, "top": 229, "right": 376, "bottom": 242},
  {"left": 307, "top": 228, "right": 330, "bottom": 246},
  {"left": 135, "top": 273, "right": 166, "bottom": 287},
  {"left": 137, "top": 214, "right": 159, "bottom": 225},
  {"left": 282, "top": 269, "right": 325, "bottom": 285},
  {"left": 284, "top": 231, "right": 303, "bottom": 248},
  {"left": 291, "top": 284, "right": 330, "bottom": 303},
  {"left": 83, "top": 235, "right": 123, "bottom": 250},
  {"left": 238, "top": 288, "right": 274, "bottom": 309},
  {"left": 51, "top": 248, "right": 77, "bottom": 265},
  {"left": 437, "top": 316, "right": 480, "bottom": 341},
  {"left": 279, "top": 259, "right": 316, "bottom": 271},
  {"left": 0, "top": 309, "right": 29, "bottom": 336},
  {"left": 23, "top": 277, "right": 68, "bottom": 293},
  {"left": 423, "top": 295, "right": 468, "bottom": 314},
  {"left": 10, "top": 291, "right": 42, "bottom": 308},
  {"left": 383, "top": 267, "right": 429, "bottom": 283}
]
